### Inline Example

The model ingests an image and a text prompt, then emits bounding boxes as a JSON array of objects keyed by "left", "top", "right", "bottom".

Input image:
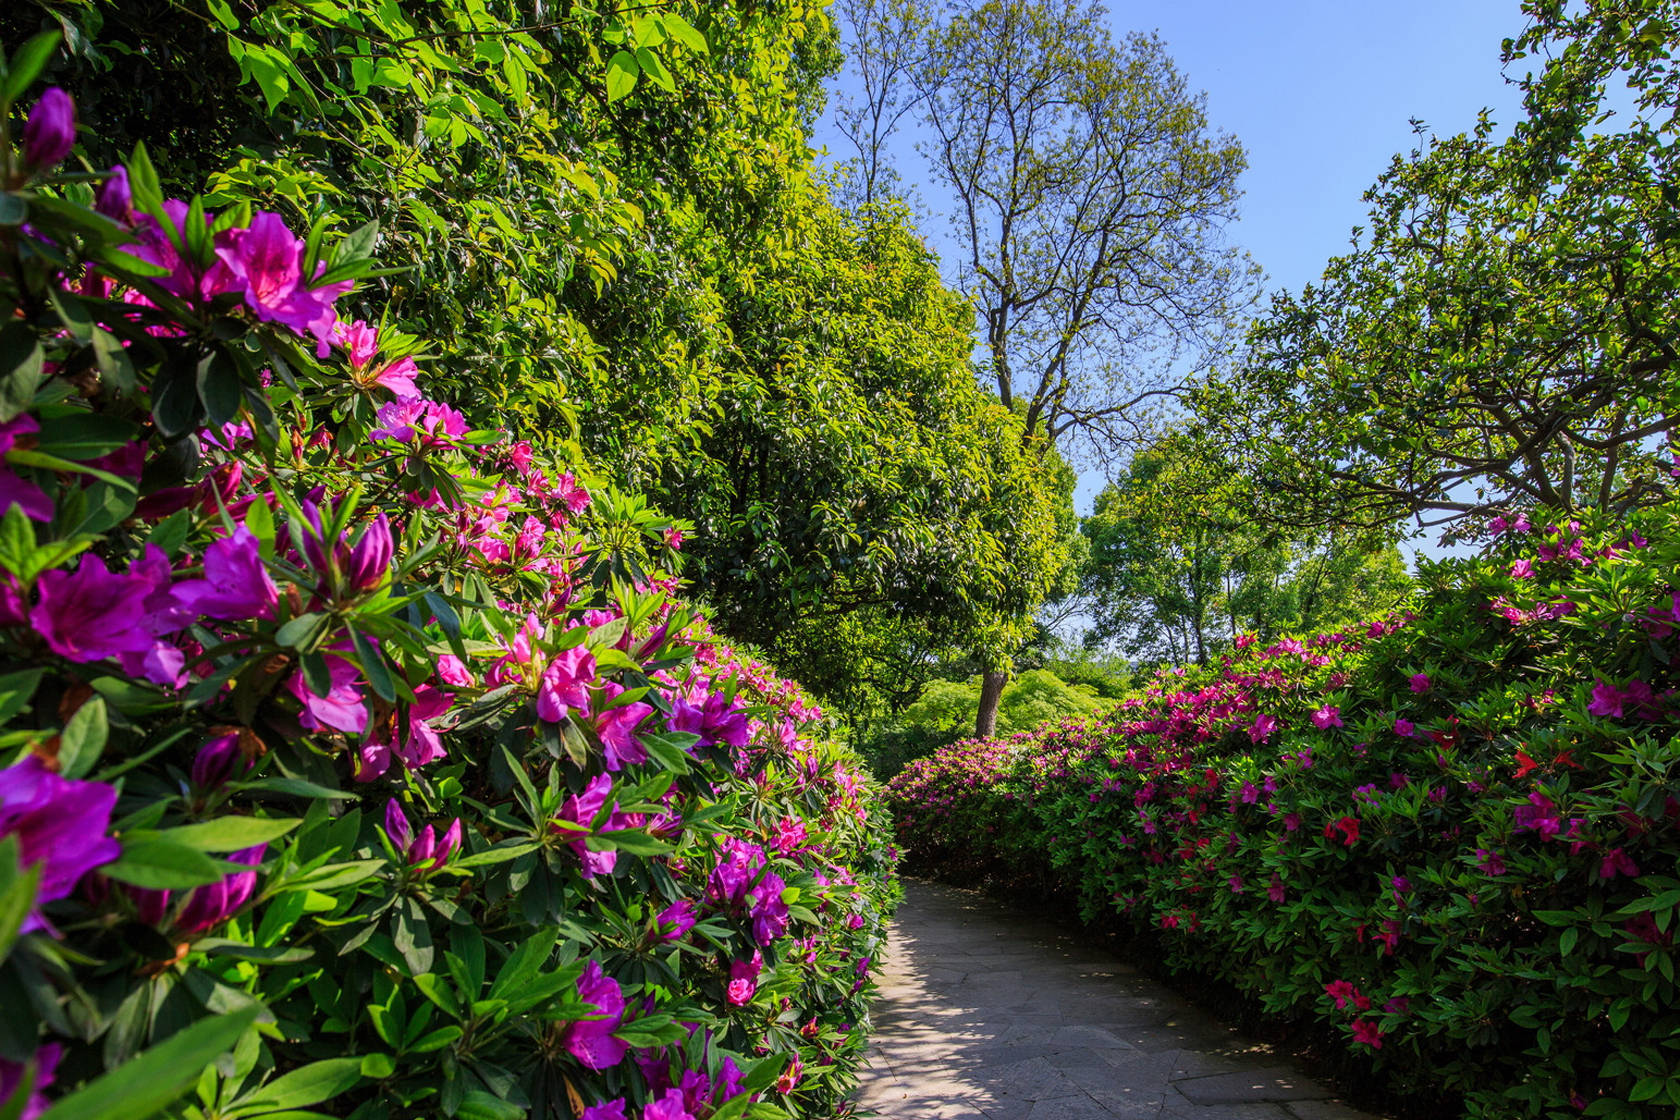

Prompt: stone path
[{"left": 854, "top": 880, "right": 1384, "bottom": 1120}]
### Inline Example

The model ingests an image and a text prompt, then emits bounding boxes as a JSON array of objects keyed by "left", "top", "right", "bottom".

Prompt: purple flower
[
  {"left": 1408, "top": 673, "right": 1431, "bottom": 693},
  {"left": 536, "top": 645, "right": 596, "bottom": 722},
  {"left": 0, "top": 757, "right": 119, "bottom": 934},
  {"left": 287, "top": 653, "right": 368, "bottom": 735},
  {"left": 212, "top": 212, "right": 352, "bottom": 355},
  {"left": 22, "top": 89, "right": 75, "bottom": 170},
  {"left": 594, "top": 684, "right": 652, "bottom": 771},
  {"left": 30, "top": 554, "right": 156, "bottom": 662},
  {"left": 191, "top": 733, "right": 250, "bottom": 790},
  {"left": 1393, "top": 717, "right": 1414, "bottom": 738},
  {"left": 95, "top": 165, "right": 133, "bottom": 221},
  {"left": 0, "top": 416, "right": 52, "bottom": 522},
  {"left": 561, "top": 960, "right": 627, "bottom": 1070},
  {"left": 555, "top": 774, "right": 625, "bottom": 878},
  {"left": 656, "top": 898, "right": 697, "bottom": 940},
  {"left": 644, "top": 1089, "right": 698, "bottom": 1120},
  {"left": 172, "top": 526, "right": 278, "bottom": 621},
  {"left": 383, "top": 799, "right": 462, "bottom": 873},
  {"left": 0, "top": 1043, "right": 59, "bottom": 1120},
  {"left": 1474, "top": 848, "right": 1506, "bottom": 876},
  {"left": 1247, "top": 713, "right": 1278, "bottom": 743},
  {"left": 579, "top": 1102, "right": 627, "bottom": 1120},
  {"left": 175, "top": 844, "right": 265, "bottom": 933},
  {"left": 1310, "top": 704, "right": 1343, "bottom": 729},
  {"left": 1600, "top": 847, "right": 1639, "bottom": 880},
  {"left": 436, "top": 654, "right": 474, "bottom": 687},
  {"left": 726, "top": 950, "right": 763, "bottom": 1006}
]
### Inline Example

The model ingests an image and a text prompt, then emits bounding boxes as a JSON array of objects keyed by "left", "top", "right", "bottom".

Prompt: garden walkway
[{"left": 854, "top": 880, "right": 1383, "bottom": 1120}]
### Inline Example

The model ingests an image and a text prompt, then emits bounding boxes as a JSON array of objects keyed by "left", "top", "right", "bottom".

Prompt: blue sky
[{"left": 810, "top": 0, "right": 1532, "bottom": 540}]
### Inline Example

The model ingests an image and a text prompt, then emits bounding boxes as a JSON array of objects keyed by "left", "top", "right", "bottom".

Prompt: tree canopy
[{"left": 1198, "top": 0, "right": 1680, "bottom": 533}]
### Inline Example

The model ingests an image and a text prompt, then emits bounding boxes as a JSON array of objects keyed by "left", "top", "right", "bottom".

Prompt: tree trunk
[{"left": 975, "top": 669, "right": 1007, "bottom": 739}]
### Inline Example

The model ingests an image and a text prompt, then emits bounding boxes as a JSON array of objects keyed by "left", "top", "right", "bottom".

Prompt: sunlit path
[{"left": 856, "top": 881, "right": 1381, "bottom": 1120}]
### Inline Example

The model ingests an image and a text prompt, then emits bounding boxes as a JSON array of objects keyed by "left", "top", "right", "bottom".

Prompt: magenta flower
[
  {"left": 1247, "top": 713, "right": 1277, "bottom": 743},
  {"left": 1474, "top": 848, "right": 1507, "bottom": 876},
  {"left": 1600, "top": 847, "right": 1639, "bottom": 880},
  {"left": 0, "top": 416, "right": 52, "bottom": 522},
  {"left": 30, "top": 554, "right": 156, "bottom": 662},
  {"left": 1266, "top": 873, "right": 1286, "bottom": 902},
  {"left": 212, "top": 211, "right": 352, "bottom": 354},
  {"left": 561, "top": 960, "right": 627, "bottom": 1070},
  {"left": 554, "top": 774, "right": 620, "bottom": 878},
  {"left": 1310, "top": 704, "right": 1343, "bottom": 729},
  {"left": 287, "top": 653, "right": 369, "bottom": 735},
  {"left": 536, "top": 645, "right": 596, "bottom": 722},
  {"left": 1350, "top": 1020, "right": 1384, "bottom": 1049},
  {"left": 383, "top": 799, "right": 462, "bottom": 873},
  {"left": 95, "top": 165, "right": 132, "bottom": 221},
  {"left": 0, "top": 757, "right": 119, "bottom": 934},
  {"left": 644, "top": 1089, "right": 698, "bottom": 1120},
  {"left": 0, "top": 1043, "right": 59, "bottom": 1120},
  {"left": 175, "top": 844, "right": 265, "bottom": 933},
  {"left": 437, "top": 654, "right": 475, "bottom": 687},
  {"left": 579, "top": 1102, "right": 628, "bottom": 1120},
  {"left": 191, "top": 733, "right": 251, "bottom": 790},
  {"left": 656, "top": 898, "right": 698, "bottom": 940},
  {"left": 172, "top": 526, "right": 278, "bottom": 621},
  {"left": 1509, "top": 558, "right": 1534, "bottom": 579},
  {"left": 1408, "top": 672, "right": 1431, "bottom": 693},
  {"left": 594, "top": 684, "right": 652, "bottom": 771},
  {"left": 1393, "top": 717, "right": 1414, "bottom": 737},
  {"left": 22, "top": 89, "right": 75, "bottom": 170},
  {"left": 726, "top": 950, "right": 763, "bottom": 1006}
]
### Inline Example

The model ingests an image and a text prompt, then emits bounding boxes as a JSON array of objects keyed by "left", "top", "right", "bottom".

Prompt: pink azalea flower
[
  {"left": 1248, "top": 713, "right": 1277, "bottom": 743},
  {"left": 175, "top": 844, "right": 265, "bottom": 933},
  {"left": 726, "top": 950, "right": 763, "bottom": 1006},
  {"left": 1350, "top": 1019, "right": 1384, "bottom": 1049},
  {"left": 1408, "top": 672, "right": 1431, "bottom": 693},
  {"left": 30, "top": 554, "right": 156, "bottom": 662},
  {"left": 0, "top": 757, "right": 120, "bottom": 934},
  {"left": 436, "top": 654, "right": 475, "bottom": 687},
  {"left": 0, "top": 1044, "right": 59, "bottom": 1120},
  {"left": 579, "top": 1101, "right": 627, "bottom": 1120},
  {"left": 0, "top": 416, "right": 52, "bottom": 522},
  {"left": 212, "top": 211, "right": 352, "bottom": 355},
  {"left": 23, "top": 89, "right": 75, "bottom": 170},
  {"left": 560, "top": 960, "right": 627, "bottom": 1070},
  {"left": 287, "top": 653, "right": 369, "bottom": 735},
  {"left": 1393, "top": 717, "right": 1414, "bottom": 737},
  {"left": 645, "top": 1089, "right": 698, "bottom": 1120},
  {"left": 1600, "top": 847, "right": 1639, "bottom": 880},
  {"left": 594, "top": 684, "right": 652, "bottom": 771},
  {"left": 172, "top": 526, "right": 278, "bottom": 621},
  {"left": 536, "top": 645, "right": 596, "bottom": 722},
  {"left": 1310, "top": 704, "right": 1342, "bottom": 729}
]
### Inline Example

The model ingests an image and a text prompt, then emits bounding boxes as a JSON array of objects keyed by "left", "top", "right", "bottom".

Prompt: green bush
[
  {"left": 0, "top": 66, "right": 895, "bottom": 1120},
  {"left": 888, "top": 502, "right": 1680, "bottom": 1118}
]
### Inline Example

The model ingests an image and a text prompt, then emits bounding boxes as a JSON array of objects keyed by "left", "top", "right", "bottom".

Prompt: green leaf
[
  {"left": 605, "top": 50, "right": 639, "bottom": 101},
  {"left": 349, "top": 626, "right": 395, "bottom": 703},
  {"left": 33, "top": 413, "right": 140, "bottom": 462},
  {"left": 0, "top": 836, "right": 42, "bottom": 967},
  {"left": 222, "top": 1057, "right": 362, "bottom": 1118},
  {"left": 103, "top": 833, "right": 229, "bottom": 890},
  {"left": 634, "top": 47, "right": 675, "bottom": 93},
  {"left": 167, "top": 816, "right": 300, "bottom": 852},
  {"left": 276, "top": 612, "right": 328, "bottom": 651},
  {"left": 1, "top": 32, "right": 64, "bottom": 106},
  {"left": 197, "top": 348, "right": 244, "bottom": 428},
  {"left": 0, "top": 669, "right": 43, "bottom": 727},
  {"left": 57, "top": 695, "right": 108, "bottom": 780},
  {"left": 0, "top": 323, "right": 45, "bottom": 423},
  {"left": 455, "top": 1092, "right": 525, "bottom": 1120},
  {"left": 659, "top": 14, "right": 709, "bottom": 54},
  {"left": 452, "top": 840, "right": 540, "bottom": 869},
  {"left": 37, "top": 1006, "right": 259, "bottom": 1120}
]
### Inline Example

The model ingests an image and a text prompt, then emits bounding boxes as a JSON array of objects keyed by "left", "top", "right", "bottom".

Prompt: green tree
[
  {"left": 1198, "top": 0, "right": 1680, "bottom": 534},
  {"left": 1078, "top": 430, "right": 1412, "bottom": 664}
]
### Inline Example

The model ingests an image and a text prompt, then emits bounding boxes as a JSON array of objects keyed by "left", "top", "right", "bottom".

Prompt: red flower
[
  {"left": 1350, "top": 1019, "right": 1384, "bottom": 1049},
  {"left": 1514, "top": 749, "right": 1539, "bottom": 779},
  {"left": 1324, "top": 816, "right": 1360, "bottom": 847}
]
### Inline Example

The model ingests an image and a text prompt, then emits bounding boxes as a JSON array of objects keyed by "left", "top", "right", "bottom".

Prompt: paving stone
[{"left": 854, "top": 880, "right": 1385, "bottom": 1120}]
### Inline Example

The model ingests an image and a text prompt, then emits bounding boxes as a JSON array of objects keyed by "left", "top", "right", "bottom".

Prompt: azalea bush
[
  {"left": 888, "top": 501, "right": 1680, "bottom": 1118},
  {"left": 0, "top": 50, "right": 895, "bottom": 1120}
]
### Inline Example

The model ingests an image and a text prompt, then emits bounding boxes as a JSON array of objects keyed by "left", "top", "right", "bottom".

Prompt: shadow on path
[{"left": 855, "top": 880, "right": 1385, "bottom": 1120}]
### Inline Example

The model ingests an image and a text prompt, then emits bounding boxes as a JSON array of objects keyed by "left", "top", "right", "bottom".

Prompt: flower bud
[
  {"left": 95, "top": 165, "right": 132, "bottom": 221},
  {"left": 190, "top": 733, "right": 246, "bottom": 790},
  {"left": 23, "top": 89, "right": 75, "bottom": 171}
]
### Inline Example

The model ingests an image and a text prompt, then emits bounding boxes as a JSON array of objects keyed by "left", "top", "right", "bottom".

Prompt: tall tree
[
  {"left": 829, "top": 0, "right": 928, "bottom": 209},
  {"left": 833, "top": 0, "right": 1254, "bottom": 734},
  {"left": 1198, "top": 0, "right": 1680, "bottom": 534},
  {"left": 913, "top": 0, "right": 1254, "bottom": 453}
]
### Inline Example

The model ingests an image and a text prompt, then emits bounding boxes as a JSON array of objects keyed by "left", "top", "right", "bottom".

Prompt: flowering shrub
[
  {"left": 888, "top": 503, "right": 1680, "bottom": 1118},
  {"left": 0, "top": 56, "right": 894, "bottom": 1120}
]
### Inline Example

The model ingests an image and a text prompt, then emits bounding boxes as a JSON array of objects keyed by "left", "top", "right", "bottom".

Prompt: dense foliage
[
  {"left": 0, "top": 69, "right": 894, "bottom": 1120},
  {"left": 888, "top": 502, "right": 1680, "bottom": 1118},
  {"left": 0, "top": 0, "right": 1074, "bottom": 720},
  {"left": 1198, "top": 0, "right": 1680, "bottom": 531}
]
